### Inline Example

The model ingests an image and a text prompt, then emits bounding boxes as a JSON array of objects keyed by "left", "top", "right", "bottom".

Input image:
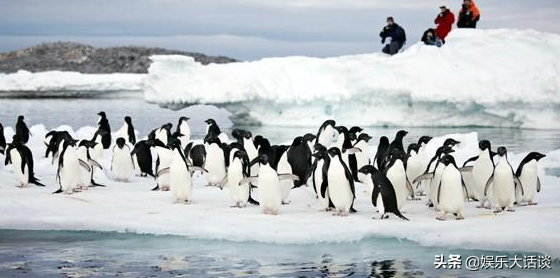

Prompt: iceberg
[
  {"left": 144, "top": 29, "right": 560, "bottom": 128},
  {"left": 0, "top": 70, "right": 145, "bottom": 97}
]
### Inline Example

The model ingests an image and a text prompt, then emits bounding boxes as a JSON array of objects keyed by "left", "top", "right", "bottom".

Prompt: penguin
[
  {"left": 44, "top": 130, "right": 73, "bottom": 159},
  {"left": 310, "top": 144, "right": 332, "bottom": 211},
  {"left": 76, "top": 140, "right": 104, "bottom": 189},
  {"left": 203, "top": 135, "right": 227, "bottom": 187},
  {"left": 287, "top": 136, "right": 312, "bottom": 187},
  {"left": 358, "top": 165, "right": 408, "bottom": 220},
  {"left": 241, "top": 154, "right": 299, "bottom": 215},
  {"left": 374, "top": 136, "right": 390, "bottom": 170},
  {"left": 15, "top": 115, "right": 31, "bottom": 144},
  {"left": 276, "top": 143, "right": 295, "bottom": 204},
  {"left": 4, "top": 135, "right": 45, "bottom": 187},
  {"left": 325, "top": 147, "right": 356, "bottom": 216},
  {"left": 484, "top": 146, "right": 523, "bottom": 213},
  {"left": 515, "top": 152, "right": 546, "bottom": 206},
  {"left": 225, "top": 150, "right": 259, "bottom": 207},
  {"left": 0, "top": 122, "right": 6, "bottom": 155},
  {"left": 240, "top": 130, "right": 259, "bottom": 175},
  {"left": 435, "top": 155, "right": 467, "bottom": 221},
  {"left": 91, "top": 129, "right": 106, "bottom": 160},
  {"left": 254, "top": 135, "right": 277, "bottom": 168},
  {"left": 348, "top": 126, "right": 363, "bottom": 146},
  {"left": 467, "top": 140, "right": 496, "bottom": 209},
  {"left": 384, "top": 149, "right": 414, "bottom": 211},
  {"left": 111, "top": 137, "right": 134, "bottom": 182},
  {"left": 168, "top": 139, "right": 205, "bottom": 204},
  {"left": 389, "top": 130, "right": 408, "bottom": 153},
  {"left": 131, "top": 140, "right": 155, "bottom": 178},
  {"left": 205, "top": 119, "right": 229, "bottom": 143},
  {"left": 334, "top": 126, "right": 359, "bottom": 181},
  {"left": 151, "top": 123, "right": 172, "bottom": 146},
  {"left": 149, "top": 139, "right": 173, "bottom": 191},
  {"left": 415, "top": 145, "right": 455, "bottom": 208},
  {"left": 176, "top": 116, "right": 191, "bottom": 148},
  {"left": 354, "top": 133, "right": 373, "bottom": 178},
  {"left": 187, "top": 144, "right": 206, "bottom": 168},
  {"left": 53, "top": 139, "right": 81, "bottom": 194},
  {"left": 115, "top": 116, "right": 136, "bottom": 145},
  {"left": 96, "top": 112, "right": 111, "bottom": 149},
  {"left": 315, "top": 120, "right": 336, "bottom": 147},
  {"left": 407, "top": 136, "right": 432, "bottom": 196}
]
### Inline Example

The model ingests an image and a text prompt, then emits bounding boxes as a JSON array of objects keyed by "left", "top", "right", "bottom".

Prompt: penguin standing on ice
[
  {"left": 225, "top": 150, "right": 259, "bottom": 207},
  {"left": 434, "top": 155, "right": 467, "bottom": 221},
  {"left": 150, "top": 123, "right": 172, "bottom": 146},
  {"left": 311, "top": 144, "right": 332, "bottom": 211},
  {"left": 276, "top": 142, "right": 295, "bottom": 204},
  {"left": 389, "top": 130, "right": 408, "bottom": 153},
  {"left": 205, "top": 119, "right": 229, "bottom": 143},
  {"left": 334, "top": 126, "right": 359, "bottom": 181},
  {"left": 4, "top": 135, "right": 45, "bottom": 187},
  {"left": 176, "top": 117, "right": 191, "bottom": 148},
  {"left": 168, "top": 139, "right": 206, "bottom": 204},
  {"left": 96, "top": 112, "right": 111, "bottom": 149},
  {"left": 384, "top": 149, "right": 414, "bottom": 211},
  {"left": 325, "top": 147, "right": 356, "bottom": 216},
  {"left": 515, "top": 152, "right": 546, "bottom": 206},
  {"left": 53, "top": 139, "right": 81, "bottom": 194},
  {"left": 115, "top": 116, "right": 136, "bottom": 145},
  {"left": 149, "top": 139, "right": 173, "bottom": 191},
  {"left": 354, "top": 133, "right": 373, "bottom": 177},
  {"left": 0, "top": 122, "right": 6, "bottom": 155},
  {"left": 315, "top": 120, "right": 336, "bottom": 147},
  {"left": 203, "top": 135, "right": 227, "bottom": 187},
  {"left": 484, "top": 146, "right": 523, "bottom": 213},
  {"left": 111, "top": 138, "right": 134, "bottom": 182},
  {"left": 466, "top": 140, "right": 496, "bottom": 209},
  {"left": 406, "top": 136, "right": 432, "bottom": 196},
  {"left": 44, "top": 130, "right": 73, "bottom": 159},
  {"left": 76, "top": 140, "right": 104, "bottom": 189},
  {"left": 131, "top": 140, "right": 155, "bottom": 177},
  {"left": 374, "top": 136, "right": 390, "bottom": 170},
  {"left": 15, "top": 115, "right": 31, "bottom": 144},
  {"left": 287, "top": 135, "right": 313, "bottom": 187},
  {"left": 358, "top": 165, "right": 408, "bottom": 220}
]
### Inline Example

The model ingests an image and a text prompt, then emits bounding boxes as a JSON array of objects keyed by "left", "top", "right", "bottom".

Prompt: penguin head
[
  {"left": 479, "top": 140, "right": 491, "bottom": 151},
  {"left": 231, "top": 129, "right": 244, "bottom": 140},
  {"left": 439, "top": 155, "right": 456, "bottom": 167},
  {"left": 303, "top": 133, "right": 316, "bottom": 142},
  {"left": 327, "top": 147, "right": 342, "bottom": 158},
  {"left": 17, "top": 115, "right": 24, "bottom": 122},
  {"left": 162, "top": 123, "right": 173, "bottom": 131},
  {"left": 204, "top": 134, "right": 222, "bottom": 146},
  {"left": 11, "top": 134, "right": 23, "bottom": 145},
  {"left": 395, "top": 130, "right": 408, "bottom": 139},
  {"left": 116, "top": 137, "right": 127, "bottom": 149},
  {"left": 321, "top": 119, "right": 336, "bottom": 129},
  {"left": 443, "top": 138, "right": 460, "bottom": 148},
  {"left": 379, "top": 136, "right": 390, "bottom": 145},
  {"left": 497, "top": 146, "right": 507, "bottom": 157},
  {"left": 179, "top": 116, "right": 190, "bottom": 123},
  {"left": 436, "top": 145, "right": 455, "bottom": 157},
  {"left": 251, "top": 154, "right": 269, "bottom": 166},
  {"left": 204, "top": 119, "right": 216, "bottom": 126},
  {"left": 243, "top": 131, "right": 253, "bottom": 140},
  {"left": 357, "top": 133, "right": 373, "bottom": 143},
  {"left": 171, "top": 131, "right": 183, "bottom": 140},
  {"left": 526, "top": 152, "right": 546, "bottom": 161},
  {"left": 78, "top": 139, "right": 96, "bottom": 148},
  {"left": 233, "top": 150, "right": 248, "bottom": 161},
  {"left": 334, "top": 126, "right": 348, "bottom": 135},
  {"left": 254, "top": 135, "right": 265, "bottom": 147},
  {"left": 124, "top": 116, "right": 132, "bottom": 124},
  {"left": 167, "top": 138, "right": 182, "bottom": 150},
  {"left": 312, "top": 144, "right": 328, "bottom": 159},
  {"left": 418, "top": 136, "right": 433, "bottom": 146},
  {"left": 349, "top": 126, "right": 363, "bottom": 135},
  {"left": 358, "top": 165, "right": 379, "bottom": 176},
  {"left": 64, "top": 138, "right": 79, "bottom": 148},
  {"left": 407, "top": 143, "right": 420, "bottom": 154},
  {"left": 390, "top": 149, "right": 409, "bottom": 162},
  {"left": 97, "top": 111, "right": 106, "bottom": 118},
  {"left": 147, "top": 139, "right": 167, "bottom": 148}
]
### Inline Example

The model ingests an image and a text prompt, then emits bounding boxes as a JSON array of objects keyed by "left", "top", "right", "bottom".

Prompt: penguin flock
[{"left": 0, "top": 116, "right": 547, "bottom": 220}]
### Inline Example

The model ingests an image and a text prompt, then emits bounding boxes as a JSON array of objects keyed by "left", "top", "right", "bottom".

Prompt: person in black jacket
[{"left": 380, "top": 17, "right": 406, "bottom": 55}]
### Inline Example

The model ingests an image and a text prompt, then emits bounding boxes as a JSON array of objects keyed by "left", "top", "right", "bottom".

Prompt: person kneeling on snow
[
  {"left": 457, "top": 0, "right": 480, "bottom": 28},
  {"left": 380, "top": 17, "right": 406, "bottom": 55},
  {"left": 421, "top": 28, "right": 442, "bottom": 47}
]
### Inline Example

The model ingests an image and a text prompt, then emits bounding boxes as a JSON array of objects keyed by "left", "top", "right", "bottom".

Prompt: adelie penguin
[
  {"left": 484, "top": 146, "right": 523, "bottom": 213},
  {"left": 325, "top": 147, "right": 356, "bottom": 216},
  {"left": 115, "top": 116, "right": 136, "bottom": 145},
  {"left": 276, "top": 141, "right": 295, "bottom": 204},
  {"left": 149, "top": 139, "right": 173, "bottom": 191},
  {"left": 44, "top": 130, "right": 73, "bottom": 159},
  {"left": 310, "top": 144, "right": 333, "bottom": 211},
  {"left": 205, "top": 119, "right": 229, "bottom": 143},
  {"left": 315, "top": 120, "right": 336, "bottom": 147},
  {"left": 53, "top": 138, "right": 82, "bottom": 194},
  {"left": 434, "top": 155, "right": 468, "bottom": 221},
  {"left": 0, "top": 122, "right": 6, "bottom": 155},
  {"left": 131, "top": 140, "right": 155, "bottom": 178},
  {"left": 354, "top": 133, "right": 373, "bottom": 179},
  {"left": 96, "top": 112, "right": 111, "bottom": 149},
  {"left": 224, "top": 150, "right": 259, "bottom": 207},
  {"left": 15, "top": 115, "right": 31, "bottom": 144},
  {"left": 334, "top": 126, "right": 360, "bottom": 182},
  {"left": 515, "top": 152, "right": 546, "bottom": 206},
  {"left": 405, "top": 136, "right": 432, "bottom": 196},
  {"left": 287, "top": 134, "right": 314, "bottom": 187},
  {"left": 168, "top": 139, "right": 206, "bottom": 204},
  {"left": 389, "top": 130, "right": 408, "bottom": 153},
  {"left": 176, "top": 117, "right": 191, "bottom": 148},
  {"left": 112, "top": 137, "right": 135, "bottom": 182},
  {"left": 203, "top": 135, "right": 227, "bottom": 187},
  {"left": 76, "top": 140, "right": 104, "bottom": 189},
  {"left": 358, "top": 165, "right": 408, "bottom": 221},
  {"left": 4, "top": 135, "right": 45, "bottom": 187},
  {"left": 384, "top": 148, "right": 415, "bottom": 211},
  {"left": 374, "top": 136, "right": 390, "bottom": 170},
  {"left": 241, "top": 154, "right": 299, "bottom": 215},
  {"left": 465, "top": 140, "right": 496, "bottom": 209}
]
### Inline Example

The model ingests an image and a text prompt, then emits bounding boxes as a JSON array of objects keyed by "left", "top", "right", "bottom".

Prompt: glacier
[{"left": 143, "top": 29, "right": 560, "bottom": 128}]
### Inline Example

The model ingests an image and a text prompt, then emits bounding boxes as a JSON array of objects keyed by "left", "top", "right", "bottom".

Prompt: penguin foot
[
  {"left": 528, "top": 201, "right": 538, "bottom": 206},
  {"left": 507, "top": 207, "right": 515, "bottom": 212},
  {"left": 456, "top": 213, "right": 465, "bottom": 220},
  {"left": 494, "top": 207, "right": 503, "bottom": 213},
  {"left": 436, "top": 216, "right": 445, "bottom": 221},
  {"left": 412, "top": 197, "right": 422, "bottom": 201},
  {"left": 380, "top": 214, "right": 390, "bottom": 220},
  {"left": 332, "top": 211, "right": 340, "bottom": 216},
  {"left": 282, "top": 201, "right": 291, "bottom": 205},
  {"left": 476, "top": 204, "right": 484, "bottom": 209}
]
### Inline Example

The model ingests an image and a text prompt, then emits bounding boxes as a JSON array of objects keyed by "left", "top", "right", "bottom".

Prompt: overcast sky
[{"left": 0, "top": 0, "right": 559, "bottom": 60}]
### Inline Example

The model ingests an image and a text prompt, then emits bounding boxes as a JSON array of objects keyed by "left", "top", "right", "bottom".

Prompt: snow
[
  {"left": 1, "top": 125, "right": 559, "bottom": 258},
  {"left": 144, "top": 29, "right": 560, "bottom": 128},
  {"left": 0, "top": 70, "right": 145, "bottom": 96}
]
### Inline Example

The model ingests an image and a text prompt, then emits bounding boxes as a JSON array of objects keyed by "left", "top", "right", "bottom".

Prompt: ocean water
[{"left": 0, "top": 230, "right": 558, "bottom": 278}]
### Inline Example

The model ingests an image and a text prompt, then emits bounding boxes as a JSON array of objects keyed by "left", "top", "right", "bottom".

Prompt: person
[
  {"left": 380, "top": 17, "right": 406, "bottom": 55},
  {"left": 457, "top": 0, "right": 480, "bottom": 28},
  {"left": 435, "top": 5, "right": 455, "bottom": 43},
  {"left": 421, "top": 28, "right": 442, "bottom": 47}
]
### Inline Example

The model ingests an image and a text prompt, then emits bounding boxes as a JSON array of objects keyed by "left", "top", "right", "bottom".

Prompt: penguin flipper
[
  {"left": 52, "top": 187, "right": 63, "bottom": 194},
  {"left": 88, "top": 159, "right": 103, "bottom": 170},
  {"left": 78, "top": 159, "right": 91, "bottom": 172},
  {"left": 320, "top": 179, "right": 329, "bottom": 199},
  {"left": 151, "top": 184, "right": 160, "bottom": 191},
  {"left": 459, "top": 166, "right": 474, "bottom": 173},
  {"left": 90, "top": 179, "right": 106, "bottom": 187},
  {"left": 248, "top": 189, "right": 260, "bottom": 206},
  {"left": 278, "top": 174, "right": 299, "bottom": 181},
  {"left": 156, "top": 167, "right": 170, "bottom": 177},
  {"left": 218, "top": 174, "right": 228, "bottom": 189},
  {"left": 349, "top": 206, "right": 357, "bottom": 213},
  {"left": 413, "top": 173, "right": 434, "bottom": 184},
  {"left": 461, "top": 178, "right": 469, "bottom": 200},
  {"left": 437, "top": 180, "right": 442, "bottom": 204},
  {"left": 462, "top": 156, "right": 479, "bottom": 167},
  {"left": 514, "top": 176, "right": 524, "bottom": 196},
  {"left": 240, "top": 176, "right": 258, "bottom": 185},
  {"left": 31, "top": 178, "right": 46, "bottom": 187},
  {"left": 484, "top": 174, "right": 494, "bottom": 196},
  {"left": 393, "top": 210, "right": 409, "bottom": 221},
  {"left": 344, "top": 147, "right": 362, "bottom": 154},
  {"left": 537, "top": 177, "right": 541, "bottom": 193},
  {"left": 406, "top": 178, "right": 414, "bottom": 199}
]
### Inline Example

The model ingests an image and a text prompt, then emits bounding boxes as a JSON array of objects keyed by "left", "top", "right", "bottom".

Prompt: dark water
[
  {"left": 1, "top": 97, "right": 559, "bottom": 153},
  {"left": 0, "top": 230, "right": 558, "bottom": 278}
]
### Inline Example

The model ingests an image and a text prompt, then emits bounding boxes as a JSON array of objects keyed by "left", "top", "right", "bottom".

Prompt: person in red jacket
[{"left": 435, "top": 5, "right": 455, "bottom": 43}]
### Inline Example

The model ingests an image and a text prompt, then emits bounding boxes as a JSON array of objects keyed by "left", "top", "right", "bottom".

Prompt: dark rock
[{"left": 0, "top": 42, "right": 236, "bottom": 74}]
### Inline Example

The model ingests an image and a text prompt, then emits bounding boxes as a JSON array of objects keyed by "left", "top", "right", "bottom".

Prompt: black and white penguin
[
  {"left": 186, "top": 143, "right": 206, "bottom": 168},
  {"left": 415, "top": 145, "right": 455, "bottom": 208},
  {"left": 0, "top": 122, "right": 6, "bottom": 155},
  {"left": 169, "top": 139, "right": 205, "bottom": 204},
  {"left": 254, "top": 135, "right": 277, "bottom": 167},
  {"left": 325, "top": 147, "right": 356, "bottom": 216},
  {"left": 348, "top": 126, "right": 363, "bottom": 146},
  {"left": 354, "top": 133, "right": 373, "bottom": 178},
  {"left": 484, "top": 146, "right": 522, "bottom": 213},
  {"left": 131, "top": 140, "right": 155, "bottom": 177},
  {"left": 515, "top": 152, "right": 546, "bottom": 206},
  {"left": 111, "top": 137, "right": 134, "bottom": 182},
  {"left": 287, "top": 135, "right": 313, "bottom": 187},
  {"left": 76, "top": 140, "right": 104, "bottom": 189},
  {"left": 435, "top": 155, "right": 467, "bottom": 221},
  {"left": 53, "top": 138, "right": 81, "bottom": 194},
  {"left": 44, "top": 130, "right": 73, "bottom": 159},
  {"left": 148, "top": 139, "right": 173, "bottom": 191},
  {"left": 176, "top": 116, "right": 191, "bottom": 148},
  {"left": 91, "top": 129, "right": 107, "bottom": 160},
  {"left": 205, "top": 119, "right": 229, "bottom": 143},
  {"left": 115, "top": 116, "right": 136, "bottom": 145},
  {"left": 384, "top": 149, "right": 414, "bottom": 211},
  {"left": 203, "top": 135, "right": 227, "bottom": 187},
  {"left": 358, "top": 165, "right": 408, "bottom": 220},
  {"left": 96, "top": 111, "right": 111, "bottom": 149},
  {"left": 4, "top": 135, "right": 45, "bottom": 187},
  {"left": 150, "top": 123, "right": 172, "bottom": 147},
  {"left": 334, "top": 126, "right": 359, "bottom": 181},
  {"left": 466, "top": 140, "right": 496, "bottom": 209},
  {"left": 374, "top": 136, "right": 390, "bottom": 170},
  {"left": 315, "top": 120, "right": 336, "bottom": 147},
  {"left": 15, "top": 115, "right": 31, "bottom": 144},
  {"left": 226, "top": 150, "right": 259, "bottom": 207},
  {"left": 389, "top": 130, "right": 408, "bottom": 153},
  {"left": 311, "top": 144, "right": 332, "bottom": 210},
  {"left": 406, "top": 136, "right": 432, "bottom": 196}
]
